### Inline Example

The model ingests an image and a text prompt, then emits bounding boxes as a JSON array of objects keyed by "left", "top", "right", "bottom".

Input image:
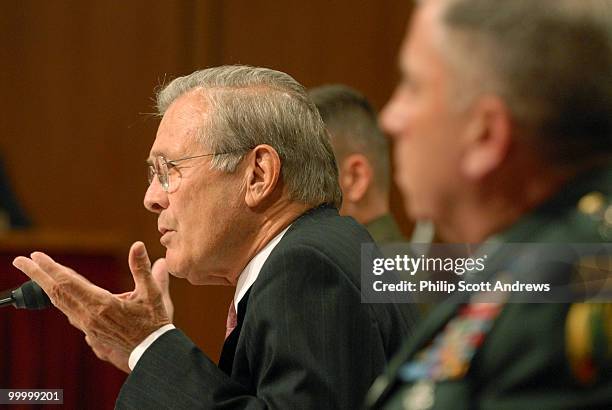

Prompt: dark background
[{"left": 0, "top": 0, "right": 414, "bottom": 402}]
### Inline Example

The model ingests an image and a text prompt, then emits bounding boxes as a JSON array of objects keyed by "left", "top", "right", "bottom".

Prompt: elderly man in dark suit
[
  {"left": 365, "top": 0, "right": 612, "bottom": 408},
  {"left": 13, "top": 65, "right": 419, "bottom": 409}
]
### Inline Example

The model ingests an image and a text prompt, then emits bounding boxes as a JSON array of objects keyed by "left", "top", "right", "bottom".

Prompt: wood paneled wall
[{"left": 1, "top": 0, "right": 413, "bottom": 360}]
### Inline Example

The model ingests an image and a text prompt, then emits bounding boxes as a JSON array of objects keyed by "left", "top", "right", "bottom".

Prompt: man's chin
[
  {"left": 404, "top": 196, "right": 430, "bottom": 221},
  {"left": 185, "top": 274, "right": 234, "bottom": 286},
  {"left": 166, "top": 268, "right": 185, "bottom": 279},
  {"left": 163, "top": 254, "right": 185, "bottom": 279},
  {"left": 164, "top": 259, "right": 211, "bottom": 284},
  {"left": 395, "top": 180, "right": 417, "bottom": 214}
]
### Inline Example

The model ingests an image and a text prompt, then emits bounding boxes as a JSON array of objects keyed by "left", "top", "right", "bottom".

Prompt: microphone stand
[{"left": 0, "top": 290, "right": 14, "bottom": 307}]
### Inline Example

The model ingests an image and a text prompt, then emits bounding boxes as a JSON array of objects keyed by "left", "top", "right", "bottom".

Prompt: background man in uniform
[
  {"left": 366, "top": 0, "right": 612, "bottom": 408},
  {"left": 309, "top": 84, "right": 410, "bottom": 243},
  {"left": 13, "top": 65, "right": 418, "bottom": 409}
]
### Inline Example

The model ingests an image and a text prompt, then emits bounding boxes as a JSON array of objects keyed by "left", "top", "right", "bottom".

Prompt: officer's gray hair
[
  {"left": 437, "top": 0, "right": 612, "bottom": 164},
  {"left": 156, "top": 65, "right": 342, "bottom": 208}
]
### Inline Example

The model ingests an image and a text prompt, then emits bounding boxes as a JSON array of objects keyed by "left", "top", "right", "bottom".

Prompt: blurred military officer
[{"left": 366, "top": 0, "right": 612, "bottom": 408}]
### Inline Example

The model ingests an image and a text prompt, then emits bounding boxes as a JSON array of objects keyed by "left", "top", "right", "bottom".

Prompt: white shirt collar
[{"left": 234, "top": 225, "right": 291, "bottom": 309}]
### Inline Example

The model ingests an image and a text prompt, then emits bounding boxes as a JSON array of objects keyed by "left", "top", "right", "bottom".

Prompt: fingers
[
  {"left": 30, "top": 252, "right": 63, "bottom": 272},
  {"left": 13, "top": 251, "right": 111, "bottom": 324},
  {"left": 128, "top": 241, "right": 154, "bottom": 293},
  {"left": 152, "top": 258, "right": 174, "bottom": 320},
  {"left": 12, "top": 252, "right": 96, "bottom": 300},
  {"left": 12, "top": 244, "right": 166, "bottom": 375},
  {"left": 12, "top": 255, "right": 54, "bottom": 289},
  {"left": 151, "top": 258, "right": 170, "bottom": 292}
]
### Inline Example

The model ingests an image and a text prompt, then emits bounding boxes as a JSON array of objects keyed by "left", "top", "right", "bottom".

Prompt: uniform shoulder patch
[{"left": 566, "top": 303, "right": 612, "bottom": 384}]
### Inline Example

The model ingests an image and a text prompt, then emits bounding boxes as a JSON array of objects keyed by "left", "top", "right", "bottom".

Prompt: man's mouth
[{"left": 159, "top": 227, "right": 175, "bottom": 245}]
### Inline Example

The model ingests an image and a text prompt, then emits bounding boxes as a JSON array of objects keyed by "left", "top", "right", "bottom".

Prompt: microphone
[{"left": 0, "top": 280, "right": 51, "bottom": 310}]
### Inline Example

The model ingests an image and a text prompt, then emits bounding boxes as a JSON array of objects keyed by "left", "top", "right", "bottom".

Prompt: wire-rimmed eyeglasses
[{"left": 147, "top": 150, "right": 244, "bottom": 193}]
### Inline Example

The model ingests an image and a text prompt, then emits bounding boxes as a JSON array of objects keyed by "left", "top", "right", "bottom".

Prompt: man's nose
[
  {"left": 379, "top": 93, "right": 407, "bottom": 140},
  {"left": 143, "top": 178, "right": 169, "bottom": 213}
]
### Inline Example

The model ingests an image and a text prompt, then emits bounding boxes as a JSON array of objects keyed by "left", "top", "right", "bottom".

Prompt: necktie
[{"left": 225, "top": 300, "right": 238, "bottom": 340}]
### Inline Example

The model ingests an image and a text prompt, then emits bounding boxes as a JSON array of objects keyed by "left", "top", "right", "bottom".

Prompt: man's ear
[
  {"left": 461, "top": 96, "right": 512, "bottom": 180},
  {"left": 339, "top": 154, "right": 373, "bottom": 203},
  {"left": 244, "top": 145, "right": 281, "bottom": 208}
]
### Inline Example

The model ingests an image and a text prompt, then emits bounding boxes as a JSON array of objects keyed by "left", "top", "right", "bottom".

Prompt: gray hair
[
  {"left": 156, "top": 65, "right": 342, "bottom": 208},
  {"left": 437, "top": 0, "right": 612, "bottom": 164},
  {"left": 309, "top": 84, "right": 391, "bottom": 192}
]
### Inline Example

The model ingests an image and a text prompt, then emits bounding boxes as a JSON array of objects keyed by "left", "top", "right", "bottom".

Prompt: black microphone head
[{"left": 12, "top": 280, "right": 51, "bottom": 310}]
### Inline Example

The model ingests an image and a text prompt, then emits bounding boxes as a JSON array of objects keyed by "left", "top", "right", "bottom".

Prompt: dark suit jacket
[
  {"left": 117, "top": 205, "right": 419, "bottom": 409},
  {"left": 366, "top": 167, "right": 612, "bottom": 410}
]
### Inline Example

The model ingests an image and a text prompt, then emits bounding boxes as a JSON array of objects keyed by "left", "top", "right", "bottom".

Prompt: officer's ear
[
  {"left": 339, "top": 153, "right": 372, "bottom": 203},
  {"left": 243, "top": 145, "right": 281, "bottom": 208},
  {"left": 460, "top": 95, "right": 512, "bottom": 180}
]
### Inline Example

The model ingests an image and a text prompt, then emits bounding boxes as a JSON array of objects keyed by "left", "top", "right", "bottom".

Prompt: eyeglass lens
[{"left": 147, "top": 156, "right": 175, "bottom": 192}]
